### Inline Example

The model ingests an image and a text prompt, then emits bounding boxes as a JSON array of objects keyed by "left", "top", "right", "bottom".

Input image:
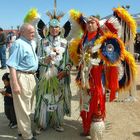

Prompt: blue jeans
[{"left": 0, "top": 44, "right": 6, "bottom": 67}]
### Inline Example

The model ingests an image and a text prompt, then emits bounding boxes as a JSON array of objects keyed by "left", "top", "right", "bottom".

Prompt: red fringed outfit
[
  {"left": 77, "top": 30, "right": 106, "bottom": 135},
  {"left": 80, "top": 65, "right": 106, "bottom": 135},
  {"left": 105, "top": 66, "right": 119, "bottom": 101}
]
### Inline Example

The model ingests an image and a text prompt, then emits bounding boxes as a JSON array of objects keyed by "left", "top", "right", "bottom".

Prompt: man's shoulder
[
  {"left": 12, "top": 39, "right": 21, "bottom": 47},
  {"left": 15, "top": 38, "right": 29, "bottom": 46},
  {"left": 15, "top": 38, "right": 22, "bottom": 43},
  {"left": 10, "top": 38, "right": 24, "bottom": 51}
]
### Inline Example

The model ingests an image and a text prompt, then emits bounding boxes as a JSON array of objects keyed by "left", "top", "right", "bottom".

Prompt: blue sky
[{"left": 0, "top": 0, "right": 139, "bottom": 29}]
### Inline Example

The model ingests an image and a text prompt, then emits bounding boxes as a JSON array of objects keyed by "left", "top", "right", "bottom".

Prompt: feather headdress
[
  {"left": 69, "top": 9, "right": 86, "bottom": 32},
  {"left": 68, "top": 38, "right": 81, "bottom": 66},
  {"left": 113, "top": 6, "right": 137, "bottom": 46},
  {"left": 65, "top": 9, "right": 86, "bottom": 41},
  {"left": 102, "top": 16, "right": 121, "bottom": 37},
  {"left": 24, "top": 8, "right": 40, "bottom": 23},
  {"left": 46, "top": 0, "right": 64, "bottom": 21},
  {"left": 24, "top": 8, "right": 46, "bottom": 39}
]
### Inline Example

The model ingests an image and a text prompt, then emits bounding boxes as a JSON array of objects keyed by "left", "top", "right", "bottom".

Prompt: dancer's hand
[
  {"left": 57, "top": 71, "right": 68, "bottom": 80},
  {"left": 44, "top": 56, "right": 52, "bottom": 64}
]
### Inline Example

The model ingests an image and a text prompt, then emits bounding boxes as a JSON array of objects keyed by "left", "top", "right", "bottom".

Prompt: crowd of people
[
  {"left": 0, "top": 28, "right": 7, "bottom": 69},
  {"left": 0, "top": 28, "right": 18, "bottom": 69},
  {"left": 0, "top": 2, "right": 139, "bottom": 140}
]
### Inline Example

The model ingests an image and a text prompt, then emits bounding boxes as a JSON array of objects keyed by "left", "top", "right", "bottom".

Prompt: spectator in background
[
  {"left": 134, "top": 33, "right": 140, "bottom": 61},
  {"left": 6, "top": 31, "right": 17, "bottom": 49},
  {"left": 0, "top": 27, "right": 7, "bottom": 69},
  {"left": 0, "top": 73, "right": 17, "bottom": 129}
]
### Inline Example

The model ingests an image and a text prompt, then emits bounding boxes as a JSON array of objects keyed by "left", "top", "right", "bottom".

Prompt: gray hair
[{"left": 20, "top": 23, "right": 34, "bottom": 34}]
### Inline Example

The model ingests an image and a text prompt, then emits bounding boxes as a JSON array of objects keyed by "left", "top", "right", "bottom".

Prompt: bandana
[{"left": 87, "top": 16, "right": 100, "bottom": 28}]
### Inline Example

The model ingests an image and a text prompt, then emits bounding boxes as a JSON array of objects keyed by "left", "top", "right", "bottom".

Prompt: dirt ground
[
  {"left": 0, "top": 64, "right": 140, "bottom": 140},
  {"left": 69, "top": 64, "right": 140, "bottom": 140}
]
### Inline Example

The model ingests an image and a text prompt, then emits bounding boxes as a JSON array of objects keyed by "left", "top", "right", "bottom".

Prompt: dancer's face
[
  {"left": 86, "top": 20, "right": 98, "bottom": 33},
  {"left": 49, "top": 26, "right": 60, "bottom": 36}
]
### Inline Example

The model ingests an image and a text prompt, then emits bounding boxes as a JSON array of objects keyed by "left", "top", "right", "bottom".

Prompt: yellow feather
[
  {"left": 113, "top": 6, "right": 137, "bottom": 40},
  {"left": 68, "top": 38, "right": 81, "bottom": 66},
  {"left": 119, "top": 50, "right": 137, "bottom": 92},
  {"left": 24, "top": 8, "right": 39, "bottom": 23},
  {"left": 124, "top": 50, "right": 137, "bottom": 80},
  {"left": 69, "top": 9, "right": 82, "bottom": 21}
]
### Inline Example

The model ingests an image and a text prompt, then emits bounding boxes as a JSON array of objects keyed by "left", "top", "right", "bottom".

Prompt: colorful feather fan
[
  {"left": 69, "top": 9, "right": 86, "bottom": 31},
  {"left": 66, "top": 9, "right": 86, "bottom": 41},
  {"left": 24, "top": 8, "right": 46, "bottom": 39},
  {"left": 94, "top": 32, "right": 125, "bottom": 65},
  {"left": 113, "top": 6, "right": 137, "bottom": 46},
  {"left": 118, "top": 50, "right": 137, "bottom": 92}
]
